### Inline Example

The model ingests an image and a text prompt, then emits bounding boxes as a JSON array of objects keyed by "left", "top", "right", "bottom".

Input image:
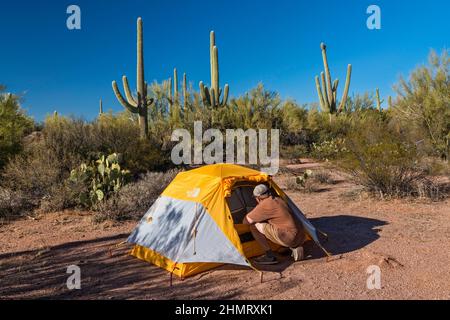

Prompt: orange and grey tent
[{"left": 127, "top": 164, "right": 329, "bottom": 278}]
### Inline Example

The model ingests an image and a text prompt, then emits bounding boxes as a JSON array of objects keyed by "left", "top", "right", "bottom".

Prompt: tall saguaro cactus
[
  {"left": 99, "top": 98, "right": 103, "bottom": 115},
  {"left": 375, "top": 88, "right": 383, "bottom": 111},
  {"left": 112, "top": 17, "right": 153, "bottom": 138},
  {"left": 315, "top": 43, "right": 352, "bottom": 114},
  {"left": 199, "top": 31, "right": 229, "bottom": 108}
]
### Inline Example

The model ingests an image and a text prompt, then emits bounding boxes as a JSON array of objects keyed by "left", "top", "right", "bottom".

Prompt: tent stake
[{"left": 260, "top": 272, "right": 264, "bottom": 283}]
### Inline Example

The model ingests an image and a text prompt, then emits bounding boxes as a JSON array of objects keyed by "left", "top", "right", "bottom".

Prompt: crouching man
[{"left": 243, "top": 184, "right": 306, "bottom": 265}]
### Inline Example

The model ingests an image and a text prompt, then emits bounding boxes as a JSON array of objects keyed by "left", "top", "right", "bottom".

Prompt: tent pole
[
  {"left": 109, "top": 241, "right": 127, "bottom": 258},
  {"left": 317, "top": 229, "right": 329, "bottom": 242}
]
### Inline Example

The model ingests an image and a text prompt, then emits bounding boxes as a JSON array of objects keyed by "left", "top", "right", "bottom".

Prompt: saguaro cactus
[
  {"left": 168, "top": 68, "right": 188, "bottom": 111},
  {"left": 112, "top": 17, "right": 153, "bottom": 138},
  {"left": 388, "top": 96, "right": 393, "bottom": 109},
  {"left": 375, "top": 88, "right": 383, "bottom": 111},
  {"left": 199, "top": 31, "right": 229, "bottom": 108},
  {"left": 182, "top": 72, "right": 188, "bottom": 111},
  {"left": 99, "top": 98, "right": 103, "bottom": 114},
  {"left": 315, "top": 43, "right": 352, "bottom": 114}
]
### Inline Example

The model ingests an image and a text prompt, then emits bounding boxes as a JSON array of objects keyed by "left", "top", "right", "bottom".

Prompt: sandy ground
[{"left": 1, "top": 162, "right": 450, "bottom": 300}]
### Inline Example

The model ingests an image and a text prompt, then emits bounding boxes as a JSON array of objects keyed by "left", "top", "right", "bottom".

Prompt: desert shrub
[
  {"left": 94, "top": 169, "right": 179, "bottom": 222},
  {"left": 1, "top": 143, "right": 64, "bottom": 200},
  {"left": 42, "top": 115, "right": 93, "bottom": 172},
  {"left": 39, "top": 179, "right": 87, "bottom": 213},
  {"left": 279, "top": 101, "right": 310, "bottom": 146},
  {"left": 43, "top": 113, "right": 172, "bottom": 175},
  {"left": 312, "top": 170, "right": 336, "bottom": 185},
  {"left": 343, "top": 92, "right": 377, "bottom": 113},
  {"left": 1, "top": 110, "right": 175, "bottom": 216},
  {"left": 0, "top": 187, "right": 34, "bottom": 220},
  {"left": 413, "top": 178, "right": 448, "bottom": 200},
  {"left": 0, "top": 87, "right": 34, "bottom": 170},
  {"left": 93, "top": 113, "right": 172, "bottom": 173},
  {"left": 420, "top": 157, "right": 450, "bottom": 176},
  {"left": 222, "top": 84, "right": 283, "bottom": 130},
  {"left": 280, "top": 145, "right": 308, "bottom": 161},
  {"left": 306, "top": 108, "right": 351, "bottom": 144},
  {"left": 340, "top": 116, "right": 446, "bottom": 199},
  {"left": 311, "top": 138, "right": 348, "bottom": 160}
]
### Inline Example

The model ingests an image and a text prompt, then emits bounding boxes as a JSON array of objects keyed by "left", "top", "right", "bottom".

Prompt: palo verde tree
[
  {"left": 112, "top": 17, "right": 153, "bottom": 138},
  {"left": 391, "top": 49, "right": 450, "bottom": 160}
]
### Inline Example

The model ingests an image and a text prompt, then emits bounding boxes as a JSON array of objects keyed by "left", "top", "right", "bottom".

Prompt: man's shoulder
[{"left": 262, "top": 196, "right": 281, "bottom": 207}]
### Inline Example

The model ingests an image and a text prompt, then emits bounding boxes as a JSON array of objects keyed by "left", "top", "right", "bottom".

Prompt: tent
[{"left": 127, "top": 163, "right": 329, "bottom": 278}]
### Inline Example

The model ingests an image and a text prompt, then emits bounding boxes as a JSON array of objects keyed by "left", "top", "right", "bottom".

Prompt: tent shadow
[
  {"left": 306, "top": 214, "right": 388, "bottom": 258},
  {"left": 216, "top": 254, "right": 294, "bottom": 274}
]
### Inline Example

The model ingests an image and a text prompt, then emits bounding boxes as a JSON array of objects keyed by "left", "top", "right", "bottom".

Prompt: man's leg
[
  {"left": 249, "top": 223, "right": 277, "bottom": 265},
  {"left": 249, "top": 223, "right": 271, "bottom": 251}
]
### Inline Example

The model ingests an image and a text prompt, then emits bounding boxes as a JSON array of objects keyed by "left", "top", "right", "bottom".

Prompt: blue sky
[{"left": 1, "top": 0, "right": 448, "bottom": 121}]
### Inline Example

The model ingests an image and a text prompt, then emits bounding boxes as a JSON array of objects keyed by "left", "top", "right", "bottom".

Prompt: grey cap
[{"left": 253, "top": 184, "right": 269, "bottom": 197}]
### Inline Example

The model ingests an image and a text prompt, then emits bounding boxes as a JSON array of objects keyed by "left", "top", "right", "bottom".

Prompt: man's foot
[
  {"left": 290, "top": 246, "right": 304, "bottom": 262},
  {"left": 253, "top": 253, "right": 278, "bottom": 265}
]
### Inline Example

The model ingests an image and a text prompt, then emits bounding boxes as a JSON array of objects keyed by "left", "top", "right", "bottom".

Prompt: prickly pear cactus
[{"left": 69, "top": 153, "right": 130, "bottom": 206}]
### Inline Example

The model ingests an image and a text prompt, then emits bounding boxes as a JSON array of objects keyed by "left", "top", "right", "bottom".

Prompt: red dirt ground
[{"left": 1, "top": 163, "right": 449, "bottom": 300}]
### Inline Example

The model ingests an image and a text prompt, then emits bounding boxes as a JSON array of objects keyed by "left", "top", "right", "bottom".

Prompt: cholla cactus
[
  {"left": 315, "top": 43, "right": 352, "bottom": 114},
  {"left": 199, "top": 31, "right": 229, "bottom": 108},
  {"left": 112, "top": 18, "right": 153, "bottom": 138}
]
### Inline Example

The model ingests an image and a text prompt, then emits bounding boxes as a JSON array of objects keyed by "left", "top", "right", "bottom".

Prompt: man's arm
[
  {"left": 242, "top": 203, "right": 268, "bottom": 225},
  {"left": 242, "top": 215, "right": 255, "bottom": 225}
]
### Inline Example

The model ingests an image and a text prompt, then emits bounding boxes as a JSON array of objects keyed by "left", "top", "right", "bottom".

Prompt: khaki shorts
[{"left": 257, "top": 223, "right": 305, "bottom": 248}]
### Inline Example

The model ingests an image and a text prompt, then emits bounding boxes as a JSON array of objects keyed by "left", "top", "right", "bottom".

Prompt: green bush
[
  {"left": 340, "top": 116, "right": 446, "bottom": 199},
  {"left": 311, "top": 138, "right": 348, "bottom": 160},
  {"left": 0, "top": 87, "right": 34, "bottom": 170}
]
